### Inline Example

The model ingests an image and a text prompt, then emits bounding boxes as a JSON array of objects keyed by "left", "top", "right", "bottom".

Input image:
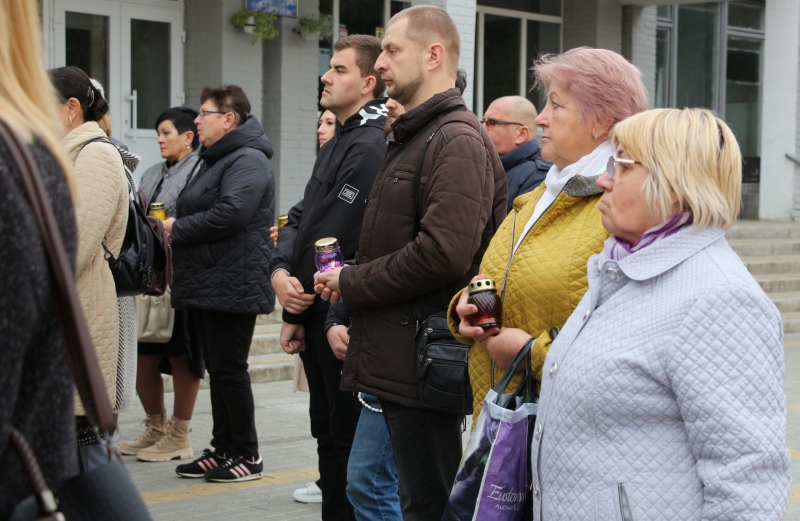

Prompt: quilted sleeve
[
  {"left": 172, "top": 152, "right": 271, "bottom": 245},
  {"left": 667, "top": 286, "right": 790, "bottom": 521},
  {"left": 74, "top": 143, "right": 126, "bottom": 278}
]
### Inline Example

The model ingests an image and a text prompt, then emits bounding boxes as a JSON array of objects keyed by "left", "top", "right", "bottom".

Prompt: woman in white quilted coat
[
  {"left": 532, "top": 108, "right": 791, "bottom": 521},
  {"left": 50, "top": 66, "right": 129, "bottom": 472}
]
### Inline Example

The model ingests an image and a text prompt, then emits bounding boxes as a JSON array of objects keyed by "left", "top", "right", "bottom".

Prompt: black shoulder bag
[
  {"left": 412, "top": 127, "right": 474, "bottom": 415},
  {"left": 81, "top": 138, "right": 169, "bottom": 296}
]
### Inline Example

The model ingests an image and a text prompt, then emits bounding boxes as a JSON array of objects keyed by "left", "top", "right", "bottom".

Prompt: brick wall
[{"left": 262, "top": 1, "right": 321, "bottom": 215}]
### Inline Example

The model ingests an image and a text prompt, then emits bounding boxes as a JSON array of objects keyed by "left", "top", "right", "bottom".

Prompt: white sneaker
[{"left": 292, "top": 482, "right": 323, "bottom": 503}]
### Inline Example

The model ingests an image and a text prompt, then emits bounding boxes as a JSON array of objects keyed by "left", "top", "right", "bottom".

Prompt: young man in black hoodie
[{"left": 269, "top": 35, "right": 387, "bottom": 521}]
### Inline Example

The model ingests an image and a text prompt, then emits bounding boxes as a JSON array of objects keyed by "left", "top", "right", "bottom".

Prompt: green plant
[
  {"left": 232, "top": 8, "right": 279, "bottom": 44},
  {"left": 293, "top": 14, "right": 333, "bottom": 41}
]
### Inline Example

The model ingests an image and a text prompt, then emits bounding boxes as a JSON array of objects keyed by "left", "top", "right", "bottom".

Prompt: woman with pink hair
[{"left": 448, "top": 47, "right": 649, "bottom": 421}]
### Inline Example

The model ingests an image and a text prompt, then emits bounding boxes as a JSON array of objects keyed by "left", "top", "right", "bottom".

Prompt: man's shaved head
[
  {"left": 387, "top": 5, "right": 461, "bottom": 76},
  {"left": 493, "top": 96, "right": 538, "bottom": 130}
]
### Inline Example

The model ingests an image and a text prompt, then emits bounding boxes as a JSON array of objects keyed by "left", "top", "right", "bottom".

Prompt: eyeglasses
[
  {"left": 606, "top": 155, "right": 642, "bottom": 179},
  {"left": 198, "top": 109, "right": 228, "bottom": 118},
  {"left": 480, "top": 118, "right": 524, "bottom": 129}
]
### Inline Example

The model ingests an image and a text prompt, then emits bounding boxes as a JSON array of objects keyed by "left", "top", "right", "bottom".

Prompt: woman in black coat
[{"left": 163, "top": 85, "right": 275, "bottom": 483}]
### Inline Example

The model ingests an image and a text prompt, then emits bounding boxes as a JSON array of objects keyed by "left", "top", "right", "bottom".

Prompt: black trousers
[
  {"left": 191, "top": 309, "right": 258, "bottom": 459},
  {"left": 299, "top": 313, "right": 361, "bottom": 521},
  {"left": 380, "top": 399, "right": 464, "bottom": 521}
]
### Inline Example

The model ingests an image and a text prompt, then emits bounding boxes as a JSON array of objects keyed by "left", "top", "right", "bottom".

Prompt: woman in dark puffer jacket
[{"left": 163, "top": 85, "right": 275, "bottom": 483}]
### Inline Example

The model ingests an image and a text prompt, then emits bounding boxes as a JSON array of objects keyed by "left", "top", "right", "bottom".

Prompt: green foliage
[
  {"left": 294, "top": 14, "right": 333, "bottom": 41},
  {"left": 232, "top": 9, "right": 279, "bottom": 44}
]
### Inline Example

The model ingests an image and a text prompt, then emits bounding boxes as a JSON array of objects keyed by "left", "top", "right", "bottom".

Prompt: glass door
[
  {"left": 52, "top": 0, "right": 184, "bottom": 174},
  {"left": 121, "top": 4, "right": 184, "bottom": 172}
]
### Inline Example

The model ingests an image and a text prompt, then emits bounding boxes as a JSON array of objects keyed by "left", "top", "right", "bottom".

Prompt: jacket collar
[
  {"left": 608, "top": 225, "right": 726, "bottom": 281},
  {"left": 340, "top": 98, "right": 388, "bottom": 134},
  {"left": 501, "top": 140, "right": 541, "bottom": 171},
  {"left": 62, "top": 121, "right": 108, "bottom": 160},
  {"left": 391, "top": 88, "right": 464, "bottom": 143}
]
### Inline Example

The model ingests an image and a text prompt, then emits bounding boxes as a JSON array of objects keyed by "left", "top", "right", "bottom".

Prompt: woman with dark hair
[
  {"left": 119, "top": 107, "right": 205, "bottom": 462},
  {"left": 48, "top": 65, "right": 130, "bottom": 473}
]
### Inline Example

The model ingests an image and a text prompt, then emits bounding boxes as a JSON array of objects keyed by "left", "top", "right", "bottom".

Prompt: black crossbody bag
[{"left": 411, "top": 125, "right": 485, "bottom": 415}]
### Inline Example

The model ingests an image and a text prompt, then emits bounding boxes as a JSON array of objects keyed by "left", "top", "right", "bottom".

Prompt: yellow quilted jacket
[{"left": 448, "top": 177, "right": 610, "bottom": 417}]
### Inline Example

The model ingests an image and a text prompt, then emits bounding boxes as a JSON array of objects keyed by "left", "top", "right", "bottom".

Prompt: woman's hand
[
  {"left": 269, "top": 226, "right": 278, "bottom": 245},
  {"left": 326, "top": 325, "right": 350, "bottom": 361},
  {"left": 456, "top": 274, "right": 498, "bottom": 343},
  {"left": 163, "top": 217, "right": 176, "bottom": 234},
  {"left": 481, "top": 327, "right": 533, "bottom": 370}
]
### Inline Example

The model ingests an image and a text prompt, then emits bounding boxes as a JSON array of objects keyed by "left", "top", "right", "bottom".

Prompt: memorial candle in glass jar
[
  {"left": 315, "top": 237, "right": 344, "bottom": 272},
  {"left": 467, "top": 278, "right": 502, "bottom": 330}
]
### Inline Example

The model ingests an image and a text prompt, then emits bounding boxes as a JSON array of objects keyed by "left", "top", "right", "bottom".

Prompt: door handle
[{"left": 125, "top": 90, "right": 138, "bottom": 142}]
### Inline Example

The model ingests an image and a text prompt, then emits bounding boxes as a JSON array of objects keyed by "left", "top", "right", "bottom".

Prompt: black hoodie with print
[{"left": 270, "top": 98, "right": 388, "bottom": 324}]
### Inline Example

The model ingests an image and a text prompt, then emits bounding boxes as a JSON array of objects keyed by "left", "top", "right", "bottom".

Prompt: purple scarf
[{"left": 597, "top": 212, "right": 694, "bottom": 272}]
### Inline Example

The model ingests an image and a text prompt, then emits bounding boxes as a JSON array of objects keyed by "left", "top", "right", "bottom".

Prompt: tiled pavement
[{"left": 123, "top": 348, "right": 800, "bottom": 520}]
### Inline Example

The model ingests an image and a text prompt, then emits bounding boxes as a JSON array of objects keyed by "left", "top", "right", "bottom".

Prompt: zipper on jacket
[{"left": 617, "top": 484, "right": 635, "bottom": 521}]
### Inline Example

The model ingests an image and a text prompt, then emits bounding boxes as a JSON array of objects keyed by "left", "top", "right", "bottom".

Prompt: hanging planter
[
  {"left": 293, "top": 14, "right": 333, "bottom": 42},
  {"left": 232, "top": 9, "right": 279, "bottom": 44}
]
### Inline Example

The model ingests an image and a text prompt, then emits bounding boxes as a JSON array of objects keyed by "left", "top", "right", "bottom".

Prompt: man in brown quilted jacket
[{"left": 314, "top": 6, "right": 508, "bottom": 519}]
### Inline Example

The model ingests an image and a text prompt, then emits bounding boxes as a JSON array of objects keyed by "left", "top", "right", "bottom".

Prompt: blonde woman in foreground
[
  {"left": 531, "top": 108, "right": 791, "bottom": 520},
  {"left": 0, "top": 0, "right": 81, "bottom": 516}
]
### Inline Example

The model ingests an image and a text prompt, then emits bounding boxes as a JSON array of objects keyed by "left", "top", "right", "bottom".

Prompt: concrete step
[
  {"left": 726, "top": 222, "right": 800, "bottom": 241},
  {"left": 755, "top": 273, "right": 800, "bottom": 294},
  {"left": 257, "top": 305, "right": 283, "bottom": 325},
  {"left": 767, "top": 291, "right": 800, "bottom": 313},
  {"left": 163, "top": 353, "right": 296, "bottom": 392},
  {"left": 741, "top": 255, "right": 800, "bottom": 275},
  {"left": 251, "top": 324, "right": 283, "bottom": 355},
  {"left": 783, "top": 312, "right": 800, "bottom": 334},
  {"left": 728, "top": 238, "right": 800, "bottom": 257}
]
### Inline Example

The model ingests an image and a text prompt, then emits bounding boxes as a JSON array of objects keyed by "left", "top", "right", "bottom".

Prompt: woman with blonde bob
[
  {"left": 450, "top": 47, "right": 648, "bottom": 419},
  {"left": 530, "top": 108, "right": 791, "bottom": 520}
]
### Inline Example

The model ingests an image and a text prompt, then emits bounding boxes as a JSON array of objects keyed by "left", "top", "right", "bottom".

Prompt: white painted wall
[
  {"left": 760, "top": 0, "right": 800, "bottom": 220},
  {"left": 622, "top": 5, "right": 657, "bottom": 108}
]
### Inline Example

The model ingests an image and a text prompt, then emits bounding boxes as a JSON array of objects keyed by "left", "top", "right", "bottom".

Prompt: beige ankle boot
[
  {"left": 136, "top": 417, "right": 193, "bottom": 462},
  {"left": 119, "top": 413, "right": 168, "bottom": 455}
]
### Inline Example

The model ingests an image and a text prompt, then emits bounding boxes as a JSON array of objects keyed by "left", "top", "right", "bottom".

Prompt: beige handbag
[{"left": 136, "top": 286, "right": 175, "bottom": 343}]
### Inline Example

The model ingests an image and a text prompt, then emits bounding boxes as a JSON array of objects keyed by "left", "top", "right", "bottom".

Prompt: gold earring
[{"left": 68, "top": 117, "right": 73, "bottom": 127}]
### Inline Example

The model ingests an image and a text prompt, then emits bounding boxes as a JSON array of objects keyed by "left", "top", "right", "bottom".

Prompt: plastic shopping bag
[{"left": 442, "top": 338, "right": 537, "bottom": 521}]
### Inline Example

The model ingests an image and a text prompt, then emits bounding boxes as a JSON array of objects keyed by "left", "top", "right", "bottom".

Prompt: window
[
  {"left": 474, "top": 0, "right": 561, "bottom": 116},
  {"left": 655, "top": 0, "right": 765, "bottom": 219}
]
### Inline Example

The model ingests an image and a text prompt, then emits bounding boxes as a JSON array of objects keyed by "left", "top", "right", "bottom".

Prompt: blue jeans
[{"left": 346, "top": 394, "right": 402, "bottom": 521}]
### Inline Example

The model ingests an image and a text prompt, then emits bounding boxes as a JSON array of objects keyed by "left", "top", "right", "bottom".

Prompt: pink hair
[{"left": 533, "top": 47, "right": 648, "bottom": 128}]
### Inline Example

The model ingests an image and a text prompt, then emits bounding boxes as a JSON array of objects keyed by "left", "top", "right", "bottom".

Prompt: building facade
[{"left": 40, "top": 0, "right": 799, "bottom": 220}]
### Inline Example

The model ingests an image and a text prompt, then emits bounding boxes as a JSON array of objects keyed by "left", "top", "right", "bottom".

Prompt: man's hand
[
  {"left": 456, "top": 274, "right": 498, "bottom": 343},
  {"left": 313, "top": 267, "right": 344, "bottom": 304},
  {"left": 280, "top": 322, "right": 306, "bottom": 354},
  {"left": 326, "top": 325, "right": 350, "bottom": 361},
  {"left": 481, "top": 327, "right": 533, "bottom": 371},
  {"left": 272, "top": 270, "right": 316, "bottom": 314}
]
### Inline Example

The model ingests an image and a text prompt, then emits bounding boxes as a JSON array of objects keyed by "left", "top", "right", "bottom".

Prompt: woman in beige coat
[{"left": 50, "top": 66, "right": 128, "bottom": 473}]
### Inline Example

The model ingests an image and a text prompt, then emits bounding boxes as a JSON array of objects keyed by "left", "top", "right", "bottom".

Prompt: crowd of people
[{"left": 0, "top": 0, "right": 793, "bottom": 520}]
